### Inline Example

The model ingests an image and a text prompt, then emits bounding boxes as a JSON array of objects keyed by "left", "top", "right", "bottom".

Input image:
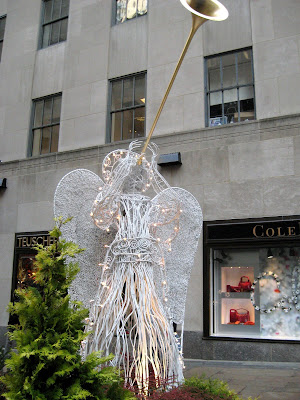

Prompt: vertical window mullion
[
  {"left": 48, "top": 97, "right": 54, "bottom": 153},
  {"left": 220, "top": 57, "right": 225, "bottom": 123},
  {"left": 121, "top": 80, "right": 124, "bottom": 139},
  {"left": 132, "top": 76, "right": 135, "bottom": 138},
  {"left": 39, "top": 100, "right": 45, "bottom": 155},
  {"left": 235, "top": 53, "right": 240, "bottom": 122}
]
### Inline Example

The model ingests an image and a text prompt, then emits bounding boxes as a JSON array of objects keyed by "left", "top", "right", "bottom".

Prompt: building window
[
  {"left": 40, "top": 0, "right": 70, "bottom": 48},
  {"left": 205, "top": 48, "right": 255, "bottom": 127},
  {"left": 204, "top": 218, "right": 300, "bottom": 341},
  {"left": 31, "top": 93, "right": 62, "bottom": 156},
  {"left": 0, "top": 16, "right": 6, "bottom": 62},
  {"left": 110, "top": 73, "right": 146, "bottom": 142},
  {"left": 115, "top": 0, "right": 147, "bottom": 24}
]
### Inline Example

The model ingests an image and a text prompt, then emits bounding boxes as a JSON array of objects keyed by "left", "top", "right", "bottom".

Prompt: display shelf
[{"left": 220, "top": 292, "right": 251, "bottom": 299}]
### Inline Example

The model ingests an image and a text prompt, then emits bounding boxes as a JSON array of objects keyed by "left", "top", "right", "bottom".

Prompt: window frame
[
  {"left": 0, "top": 15, "right": 7, "bottom": 62},
  {"left": 204, "top": 47, "right": 256, "bottom": 127},
  {"left": 39, "top": 0, "right": 70, "bottom": 49},
  {"left": 107, "top": 72, "right": 147, "bottom": 143},
  {"left": 29, "top": 93, "right": 62, "bottom": 157},
  {"left": 114, "top": 0, "right": 148, "bottom": 25}
]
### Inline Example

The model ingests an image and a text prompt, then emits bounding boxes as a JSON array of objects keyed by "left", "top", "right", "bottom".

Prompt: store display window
[{"left": 204, "top": 218, "right": 300, "bottom": 342}]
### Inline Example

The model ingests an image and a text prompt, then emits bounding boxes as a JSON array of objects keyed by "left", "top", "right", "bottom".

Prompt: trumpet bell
[{"left": 180, "top": 0, "right": 229, "bottom": 21}]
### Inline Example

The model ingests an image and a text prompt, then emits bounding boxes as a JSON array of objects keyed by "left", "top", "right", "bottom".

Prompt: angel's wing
[
  {"left": 151, "top": 187, "right": 203, "bottom": 325},
  {"left": 54, "top": 169, "right": 114, "bottom": 308}
]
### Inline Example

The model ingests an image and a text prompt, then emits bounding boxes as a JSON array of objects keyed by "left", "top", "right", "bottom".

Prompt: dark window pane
[
  {"left": 17, "top": 255, "right": 36, "bottom": 289},
  {"left": 42, "top": 24, "right": 51, "bottom": 48},
  {"left": 123, "top": 109, "right": 133, "bottom": 140},
  {"left": 0, "top": 41, "right": 3, "bottom": 62},
  {"left": 237, "top": 50, "right": 252, "bottom": 85},
  {"left": 0, "top": 17, "right": 6, "bottom": 40},
  {"left": 134, "top": 75, "right": 145, "bottom": 106},
  {"left": 111, "top": 80, "right": 122, "bottom": 111},
  {"left": 52, "top": 96, "right": 62, "bottom": 124},
  {"left": 123, "top": 78, "right": 133, "bottom": 108},
  {"left": 61, "top": 0, "right": 69, "bottom": 17},
  {"left": 50, "top": 125, "right": 59, "bottom": 152},
  {"left": 116, "top": 0, "right": 127, "bottom": 24},
  {"left": 222, "top": 53, "right": 236, "bottom": 88},
  {"left": 41, "top": 127, "right": 51, "bottom": 154},
  {"left": 224, "top": 89, "right": 238, "bottom": 123},
  {"left": 32, "top": 129, "right": 41, "bottom": 156},
  {"left": 138, "top": 0, "right": 147, "bottom": 15},
  {"left": 44, "top": 0, "right": 53, "bottom": 23},
  {"left": 59, "top": 18, "right": 68, "bottom": 42},
  {"left": 127, "top": 0, "right": 137, "bottom": 19},
  {"left": 34, "top": 100, "right": 44, "bottom": 127},
  {"left": 207, "top": 57, "right": 221, "bottom": 91},
  {"left": 43, "top": 98, "right": 52, "bottom": 125},
  {"left": 134, "top": 107, "right": 145, "bottom": 138},
  {"left": 53, "top": 0, "right": 61, "bottom": 20},
  {"left": 111, "top": 112, "right": 122, "bottom": 142},
  {"left": 240, "top": 88, "right": 255, "bottom": 121},
  {"left": 50, "top": 21, "right": 60, "bottom": 45}
]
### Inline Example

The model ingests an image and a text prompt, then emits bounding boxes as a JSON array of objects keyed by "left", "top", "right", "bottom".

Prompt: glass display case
[{"left": 210, "top": 247, "right": 300, "bottom": 340}]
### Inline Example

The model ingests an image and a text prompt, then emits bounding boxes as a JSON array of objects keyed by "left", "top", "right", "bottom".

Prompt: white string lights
[{"left": 54, "top": 140, "right": 203, "bottom": 396}]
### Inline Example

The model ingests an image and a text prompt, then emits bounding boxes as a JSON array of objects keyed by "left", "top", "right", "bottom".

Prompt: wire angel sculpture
[{"left": 54, "top": 141, "right": 202, "bottom": 395}]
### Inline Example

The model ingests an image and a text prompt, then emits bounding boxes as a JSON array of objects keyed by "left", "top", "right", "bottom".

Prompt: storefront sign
[
  {"left": 16, "top": 234, "right": 57, "bottom": 249},
  {"left": 206, "top": 218, "right": 300, "bottom": 242}
]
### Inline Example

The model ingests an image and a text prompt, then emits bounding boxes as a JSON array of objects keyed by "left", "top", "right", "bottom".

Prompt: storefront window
[
  {"left": 204, "top": 218, "right": 300, "bottom": 342},
  {"left": 212, "top": 247, "right": 300, "bottom": 340}
]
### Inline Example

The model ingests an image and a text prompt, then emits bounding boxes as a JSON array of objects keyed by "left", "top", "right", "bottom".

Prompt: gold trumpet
[{"left": 138, "top": 0, "right": 228, "bottom": 164}]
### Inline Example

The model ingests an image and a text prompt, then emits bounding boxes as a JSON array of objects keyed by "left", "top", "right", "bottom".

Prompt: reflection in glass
[
  {"left": 134, "top": 108, "right": 145, "bottom": 138},
  {"left": 60, "top": 18, "right": 68, "bottom": 42},
  {"left": 41, "top": 127, "right": 51, "bottom": 154},
  {"left": 44, "top": 0, "right": 53, "bottom": 23},
  {"left": 123, "top": 110, "right": 133, "bottom": 140},
  {"left": 52, "top": 96, "right": 62, "bottom": 124},
  {"left": 222, "top": 53, "right": 236, "bottom": 88},
  {"left": 224, "top": 89, "right": 238, "bottom": 124},
  {"left": 61, "top": 0, "right": 70, "bottom": 17},
  {"left": 17, "top": 255, "right": 36, "bottom": 289},
  {"left": 207, "top": 57, "right": 221, "bottom": 91},
  {"left": 134, "top": 75, "right": 145, "bottom": 106},
  {"left": 123, "top": 78, "right": 133, "bottom": 108},
  {"left": 206, "top": 49, "right": 255, "bottom": 126},
  {"left": 50, "top": 21, "right": 60, "bottom": 45},
  {"left": 42, "top": 24, "right": 51, "bottom": 48},
  {"left": 112, "top": 80, "right": 122, "bottom": 111},
  {"left": 116, "top": 0, "right": 127, "bottom": 24},
  {"left": 212, "top": 247, "right": 300, "bottom": 340},
  {"left": 32, "top": 129, "right": 41, "bottom": 156},
  {"left": 127, "top": 0, "right": 137, "bottom": 19},
  {"left": 112, "top": 112, "right": 122, "bottom": 142},
  {"left": 34, "top": 101, "right": 44, "bottom": 127},
  {"left": 43, "top": 99, "right": 52, "bottom": 125},
  {"left": 52, "top": 0, "right": 61, "bottom": 20},
  {"left": 51, "top": 125, "right": 59, "bottom": 152},
  {"left": 138, "top": 0, "right": 147, "bottom": 15}
]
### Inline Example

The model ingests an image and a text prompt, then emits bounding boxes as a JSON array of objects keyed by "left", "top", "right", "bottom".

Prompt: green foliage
[
  {"left": 1, "top": 217, "right": 133, "bottom": 400},
  {"left": 184, "top": 376, "right": 258, "bottom": 400}
]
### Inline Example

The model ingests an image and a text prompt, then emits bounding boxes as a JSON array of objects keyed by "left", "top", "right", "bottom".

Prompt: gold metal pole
[{"left": 137, "top": 14, "right": 205, "bottom": 165}]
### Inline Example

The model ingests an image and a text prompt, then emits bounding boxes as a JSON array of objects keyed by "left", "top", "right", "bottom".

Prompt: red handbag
[
  {"left": 230, "top": 308, "right": 250, "bottom": 323},
  {"left": 227, "top": 285, "right": 241, "bottom": 292},
  {"left": 238, "top": 276, "right": 252, "bottom": 292}
]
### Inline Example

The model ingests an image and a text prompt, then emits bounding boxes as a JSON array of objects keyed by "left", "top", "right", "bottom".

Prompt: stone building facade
[{"left": 1, "top": 0, "right": 300, "bottom": 361}]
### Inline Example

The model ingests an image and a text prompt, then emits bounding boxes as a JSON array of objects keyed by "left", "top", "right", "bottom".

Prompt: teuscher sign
[{"left": 16, "top": 234, "right": 57, "bottom": 249}]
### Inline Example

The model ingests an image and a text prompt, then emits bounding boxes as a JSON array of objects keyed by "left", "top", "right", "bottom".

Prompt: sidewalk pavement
[{"left": 184, "top": 359, "right": 300, "bottom": 400}]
